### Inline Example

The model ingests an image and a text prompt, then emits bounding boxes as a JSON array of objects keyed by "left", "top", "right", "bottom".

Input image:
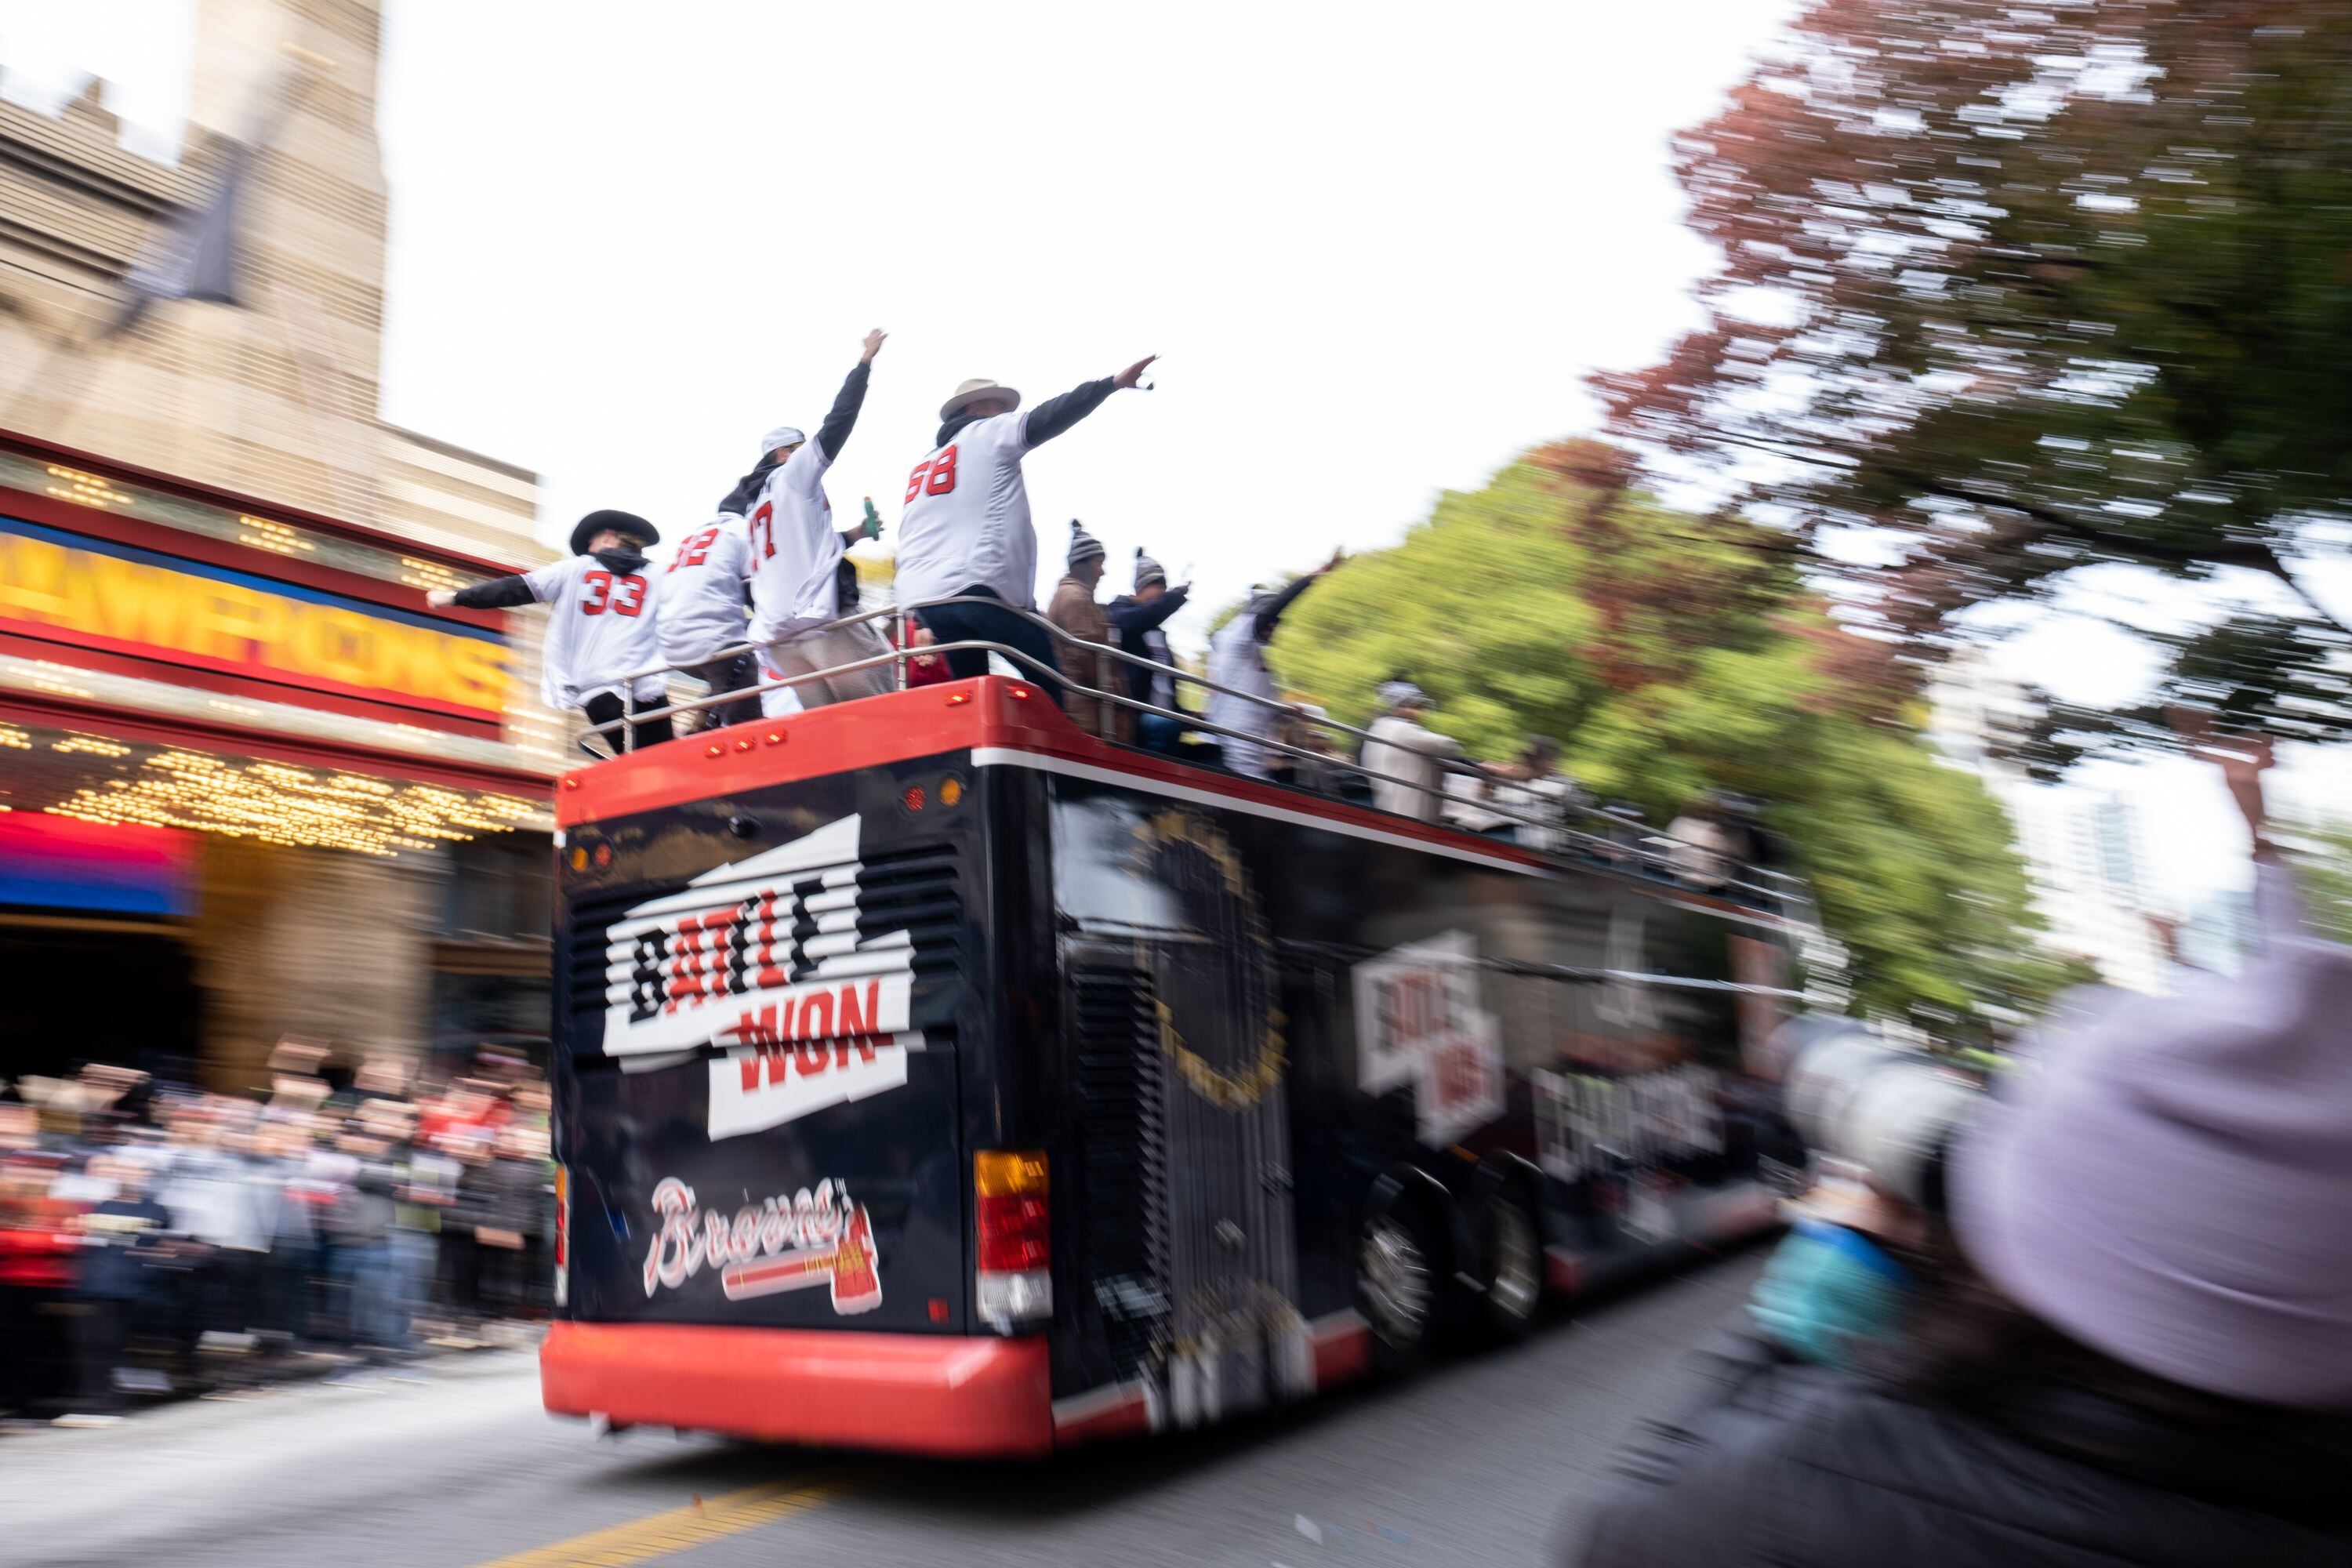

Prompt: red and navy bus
[{"left": 541, "top": 654, "right": 1805, "bottom": 1457}]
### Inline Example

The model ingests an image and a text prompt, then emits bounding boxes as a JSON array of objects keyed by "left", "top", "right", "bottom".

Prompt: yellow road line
[{"left": 467, "top": 1475, "right": 858, "bottom": 1568}]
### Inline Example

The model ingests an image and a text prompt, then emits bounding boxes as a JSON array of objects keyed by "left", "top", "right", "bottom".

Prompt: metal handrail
[{"left": 570, "top": 595, "right": 1805, "bottom": 921}]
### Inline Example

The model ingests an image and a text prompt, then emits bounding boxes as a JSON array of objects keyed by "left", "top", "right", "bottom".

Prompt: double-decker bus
[{"left": 540, "top": 611, "right": 1807, "bottom": 1457}]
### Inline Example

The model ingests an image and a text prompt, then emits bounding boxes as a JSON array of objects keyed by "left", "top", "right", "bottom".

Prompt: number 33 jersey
[
  {"left": 891, "top": 409, "right": 1037, "bottom": 612},
  {"left": 522, "top": 552, "right": 665, "bottom": 710}
]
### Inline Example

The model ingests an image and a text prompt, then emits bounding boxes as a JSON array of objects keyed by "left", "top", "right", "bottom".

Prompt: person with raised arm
[{"left": 894, "top": 354, "right": 1157, "bottom": 708}]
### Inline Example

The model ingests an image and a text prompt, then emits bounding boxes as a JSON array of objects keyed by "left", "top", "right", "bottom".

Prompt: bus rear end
[{"left": 539, "top": 685, "right": 1055, "bottom": 1457}]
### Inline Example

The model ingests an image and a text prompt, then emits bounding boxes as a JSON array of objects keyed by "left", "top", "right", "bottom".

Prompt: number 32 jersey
[
  {"left": 521, "top": 553, "right": 664, "bottom": 709},
  {"left": 891, "top": 410, "right": 1037, "bottom": 612}
]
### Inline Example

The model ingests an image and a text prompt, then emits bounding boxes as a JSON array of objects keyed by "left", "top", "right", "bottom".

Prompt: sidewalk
[{"left": 3, "top": 1319, "right": 546, "bottom": 1433}]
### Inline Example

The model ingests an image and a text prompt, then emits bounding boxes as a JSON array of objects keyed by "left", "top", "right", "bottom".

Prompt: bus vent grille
[{"left": 1072, "top": 961, "right": 1170, "bottom": 1377}]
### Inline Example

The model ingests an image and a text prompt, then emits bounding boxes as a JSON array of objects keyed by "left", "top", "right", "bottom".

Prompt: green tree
[
  {"left": 2288, "top": 819, "right": 2352, "bottom": 946},
  {"left": 1601, "top": 2, "right": 2352, "bottom": 763},
  {"left": 1272, "top": 442, "right": 2049, "bottom": 1028}
]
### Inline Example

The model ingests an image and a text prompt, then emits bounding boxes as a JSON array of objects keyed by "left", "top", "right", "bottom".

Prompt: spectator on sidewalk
[
  {"left": 1108, "top": 547, "right": 1191, "bottom": 753},
  {"left": 1206, "top": 550, "right": 1345, "bottom": 779},
  {"left": 1046, "top": 521, "right": 1128, "bottom": 742},
  {"left": 68, "top": 1155, "right": 173, "bottom": 1417},
  {"left": 325, "top": 1122, "right": 401, "bottom": 1357},
  {"left": 1360, "top": 681, "right": 1460, "bottom": 822}
]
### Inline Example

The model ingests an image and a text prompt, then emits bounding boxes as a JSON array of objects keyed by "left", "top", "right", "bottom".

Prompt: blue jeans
[
  {"left": 332, "top": 1240, "right": 398, "bottom": 1349},
  {"left": 914, "top": 591, "right": 1065, "bottom": 708},
  {"left": 390, "top": 1228, "right": 437, "bottom": 1344},
  {"left": 1136, "top": 713, "right": 1185, "bottom": 753}
]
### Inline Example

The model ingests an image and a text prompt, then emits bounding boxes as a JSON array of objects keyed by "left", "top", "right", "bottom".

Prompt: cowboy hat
[
  {"left": 569, "top": 509, "right": 659, "bottom": 557},
  {"left": 940, "top": 378, "right": 1022, "bottom": 421}
]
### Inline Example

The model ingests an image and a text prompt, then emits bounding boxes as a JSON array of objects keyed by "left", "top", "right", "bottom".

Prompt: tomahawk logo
[{"left": 598, "top": 815, "right": 916, "bottom": 1059}]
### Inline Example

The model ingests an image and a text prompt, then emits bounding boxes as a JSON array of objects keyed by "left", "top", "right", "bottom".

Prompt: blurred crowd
[{"left": 0, "top": 1040, "right": 553, "bottom": 1425}]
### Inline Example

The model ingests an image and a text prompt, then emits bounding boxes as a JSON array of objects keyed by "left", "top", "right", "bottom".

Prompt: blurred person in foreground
[
  {"left": 1571, "top": 734, "right": 2352, "bottom": 1567},
  {"left": 1107, "top": 546, "right": 1191, "bottom": 753},
  {"left": 1045, "top": 521, "right": 1128, "bottom": 742},
  {"left": 1359, "top": 681, "right": 1459, "bottom": 822},
  {"left": 1204, "top": 550, "right": 1343, "bottom": 777}
]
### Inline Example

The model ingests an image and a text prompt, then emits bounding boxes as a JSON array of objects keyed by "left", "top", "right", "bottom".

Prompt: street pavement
[{"left": 0, "top": 1251, "right": 1762, "bottom": 1568}]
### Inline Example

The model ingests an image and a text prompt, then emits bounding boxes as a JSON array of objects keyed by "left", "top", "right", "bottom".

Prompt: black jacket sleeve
[
  {"left": 1107, "top": 584, "right": 1189, "bottom": 636},
  {"left": 814, "top": 361, "right": 873, "bottom": 462},
  {"left": 1253, "top": 572, "right": 1319, "bottom": 638},
  {"left": 452, "top": 575, "right": 537, "bottom": 610},
  {"left": 1023, "top": 377, "right": 1117, "bottom": 449}
]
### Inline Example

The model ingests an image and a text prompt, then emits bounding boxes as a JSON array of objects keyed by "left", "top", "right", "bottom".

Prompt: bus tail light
[
  {"left": 974, "top": 1149, "right": 1050, "bottom": 1331},
  {"left": 553, "top": 1163, "right": 569, "bottom": 1309}
]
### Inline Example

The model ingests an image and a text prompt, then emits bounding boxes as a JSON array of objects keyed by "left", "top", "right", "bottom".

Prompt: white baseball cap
[{"left": 760, "top": 426, "right": 806, "bottom": 456}]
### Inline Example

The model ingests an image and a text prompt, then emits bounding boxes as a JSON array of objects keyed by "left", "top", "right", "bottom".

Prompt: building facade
[
  {"left": 1929, "top": 650, "right": 2165, "bottom": 993},
  {"left": 0, "top": 0, "right": 561, "bottom": 1091}
]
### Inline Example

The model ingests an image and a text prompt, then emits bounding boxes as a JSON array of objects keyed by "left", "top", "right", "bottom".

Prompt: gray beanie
[
  {"left": 1067, "top": 520, "right": 1105, "bottom": 570},
  {"left": 1134, "top": 546, "right": 1167, "bottom": 591},
  {"left": 1950, "top": 861, "right": 2352, "bottom": 1409}
]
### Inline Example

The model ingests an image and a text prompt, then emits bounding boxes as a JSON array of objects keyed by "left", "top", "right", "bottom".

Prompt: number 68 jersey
[
  {"left": 891, "top": 409, "right": 1038, "bottom": 612},
  {"left": 521, "top": 552, "right": 665, "bottom": 710}
]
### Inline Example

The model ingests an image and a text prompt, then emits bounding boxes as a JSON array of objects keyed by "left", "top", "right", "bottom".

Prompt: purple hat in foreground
[{"left": 1951, "top": 862, "right": 2352, "bottom": 1410}]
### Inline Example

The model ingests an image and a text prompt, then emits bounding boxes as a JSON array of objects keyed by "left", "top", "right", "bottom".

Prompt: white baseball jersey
[
  {"left": 522, "top": 554, "right": 665, "bottom": 710},
  {"left": 655, "top": 513, "right": 753, "bottom": 665},
  {"left": 891, "top": 410, "right": 1037, "bottom": 611},
  {"left": 745, "top": 442, "right": 844, "bottom": 645}
]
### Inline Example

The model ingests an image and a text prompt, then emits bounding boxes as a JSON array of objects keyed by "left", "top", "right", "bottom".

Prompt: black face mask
[{"left": 593, "top": 545, "right": 650, "bottom": 574}]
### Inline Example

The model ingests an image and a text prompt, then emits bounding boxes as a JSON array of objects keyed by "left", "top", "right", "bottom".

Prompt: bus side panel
[{"left": 1043, "top": 771, "right": 1791, "bottom": 1395}]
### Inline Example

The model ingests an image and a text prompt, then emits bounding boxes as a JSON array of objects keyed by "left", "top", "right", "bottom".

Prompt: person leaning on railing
[
  {"left": 1106, "top": 546, "right": 1191, "bottom": 753},
  {"left": 1205, "top": 550, "right": 1345, "bottom": 778},
  {"left": 733, "top": 330, "right": 898, "bottom": 715},
  {"left": 1359, "top": 681, "right": 1458, "bottom": 822},
  {"left": 1045, "top": 521, "right": 1129, "bottom": 742},
  {"left": 427, "top": 510, "right": 673, "bottom": 757},
  {"left": 894, "top": 354, "right": 1158, "bottom": 708}
]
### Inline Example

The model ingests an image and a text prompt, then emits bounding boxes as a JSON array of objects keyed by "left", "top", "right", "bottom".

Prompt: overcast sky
[{"left": 5, "top": 0, "right": 2330, "bottom": 904}]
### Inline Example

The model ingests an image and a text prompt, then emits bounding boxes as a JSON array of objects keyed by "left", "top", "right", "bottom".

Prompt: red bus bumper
[{"left": 540, "top": 1321, "right": 1053, "bottom": 1458}]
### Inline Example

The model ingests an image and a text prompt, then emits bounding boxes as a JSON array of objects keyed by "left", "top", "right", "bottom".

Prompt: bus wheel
[
  {"left": 1480, "top": 1193, "right": 1543, "bottom": 1341},
  {"left": 1359, "top": 1201, "right": 1442, "bottom": 1370}
]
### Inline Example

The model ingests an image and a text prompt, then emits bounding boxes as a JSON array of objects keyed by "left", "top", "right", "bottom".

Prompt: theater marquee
[{"left": 0, "top": 515, "right": 507, "bottom": 721}]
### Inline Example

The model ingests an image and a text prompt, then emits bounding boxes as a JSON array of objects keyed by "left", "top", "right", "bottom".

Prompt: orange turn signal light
[
  {"left": 975, "top": 1149, "right": 1048, "bottom": 1197},
  {"left": 945, "top": 692, "right": 971, "bottom": 706},
  {"left": 764, "top": 731, "right": 786, "bottom": 746},
  {"left": 705, "top": 743, "right": 724, "bottom": 758}
]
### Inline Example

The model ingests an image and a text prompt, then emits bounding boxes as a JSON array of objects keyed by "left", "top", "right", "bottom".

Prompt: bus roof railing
[{"left": 571, "top": 596, "right": 1811, "bottom": 922}]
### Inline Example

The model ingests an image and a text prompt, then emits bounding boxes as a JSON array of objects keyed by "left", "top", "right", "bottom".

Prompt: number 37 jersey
[
  {"left": 891, "top": 409, "right": 1037, "bottom": 612},
  {"left": 522, "top": 552, "right": 664, "bottom": 710}
]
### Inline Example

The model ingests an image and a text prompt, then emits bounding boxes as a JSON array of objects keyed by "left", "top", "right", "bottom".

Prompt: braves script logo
[
  {"left": 642, "top": 1176, "right": 882, "bottom": 1313},
  {"left": 706, "top": 1032, "right": 919, "bottom": 1142},
  {"left": 598, "top": 815, "right": 915, "bottom": 1059}
]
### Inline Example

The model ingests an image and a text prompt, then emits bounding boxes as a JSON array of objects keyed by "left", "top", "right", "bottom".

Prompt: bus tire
[
  {"left": 1479, "top": 1187, "right": 1544, "bottom": 1343},
  {"left": 1357, "top": 1193, "right": 1446, "bottom": 1373}
]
